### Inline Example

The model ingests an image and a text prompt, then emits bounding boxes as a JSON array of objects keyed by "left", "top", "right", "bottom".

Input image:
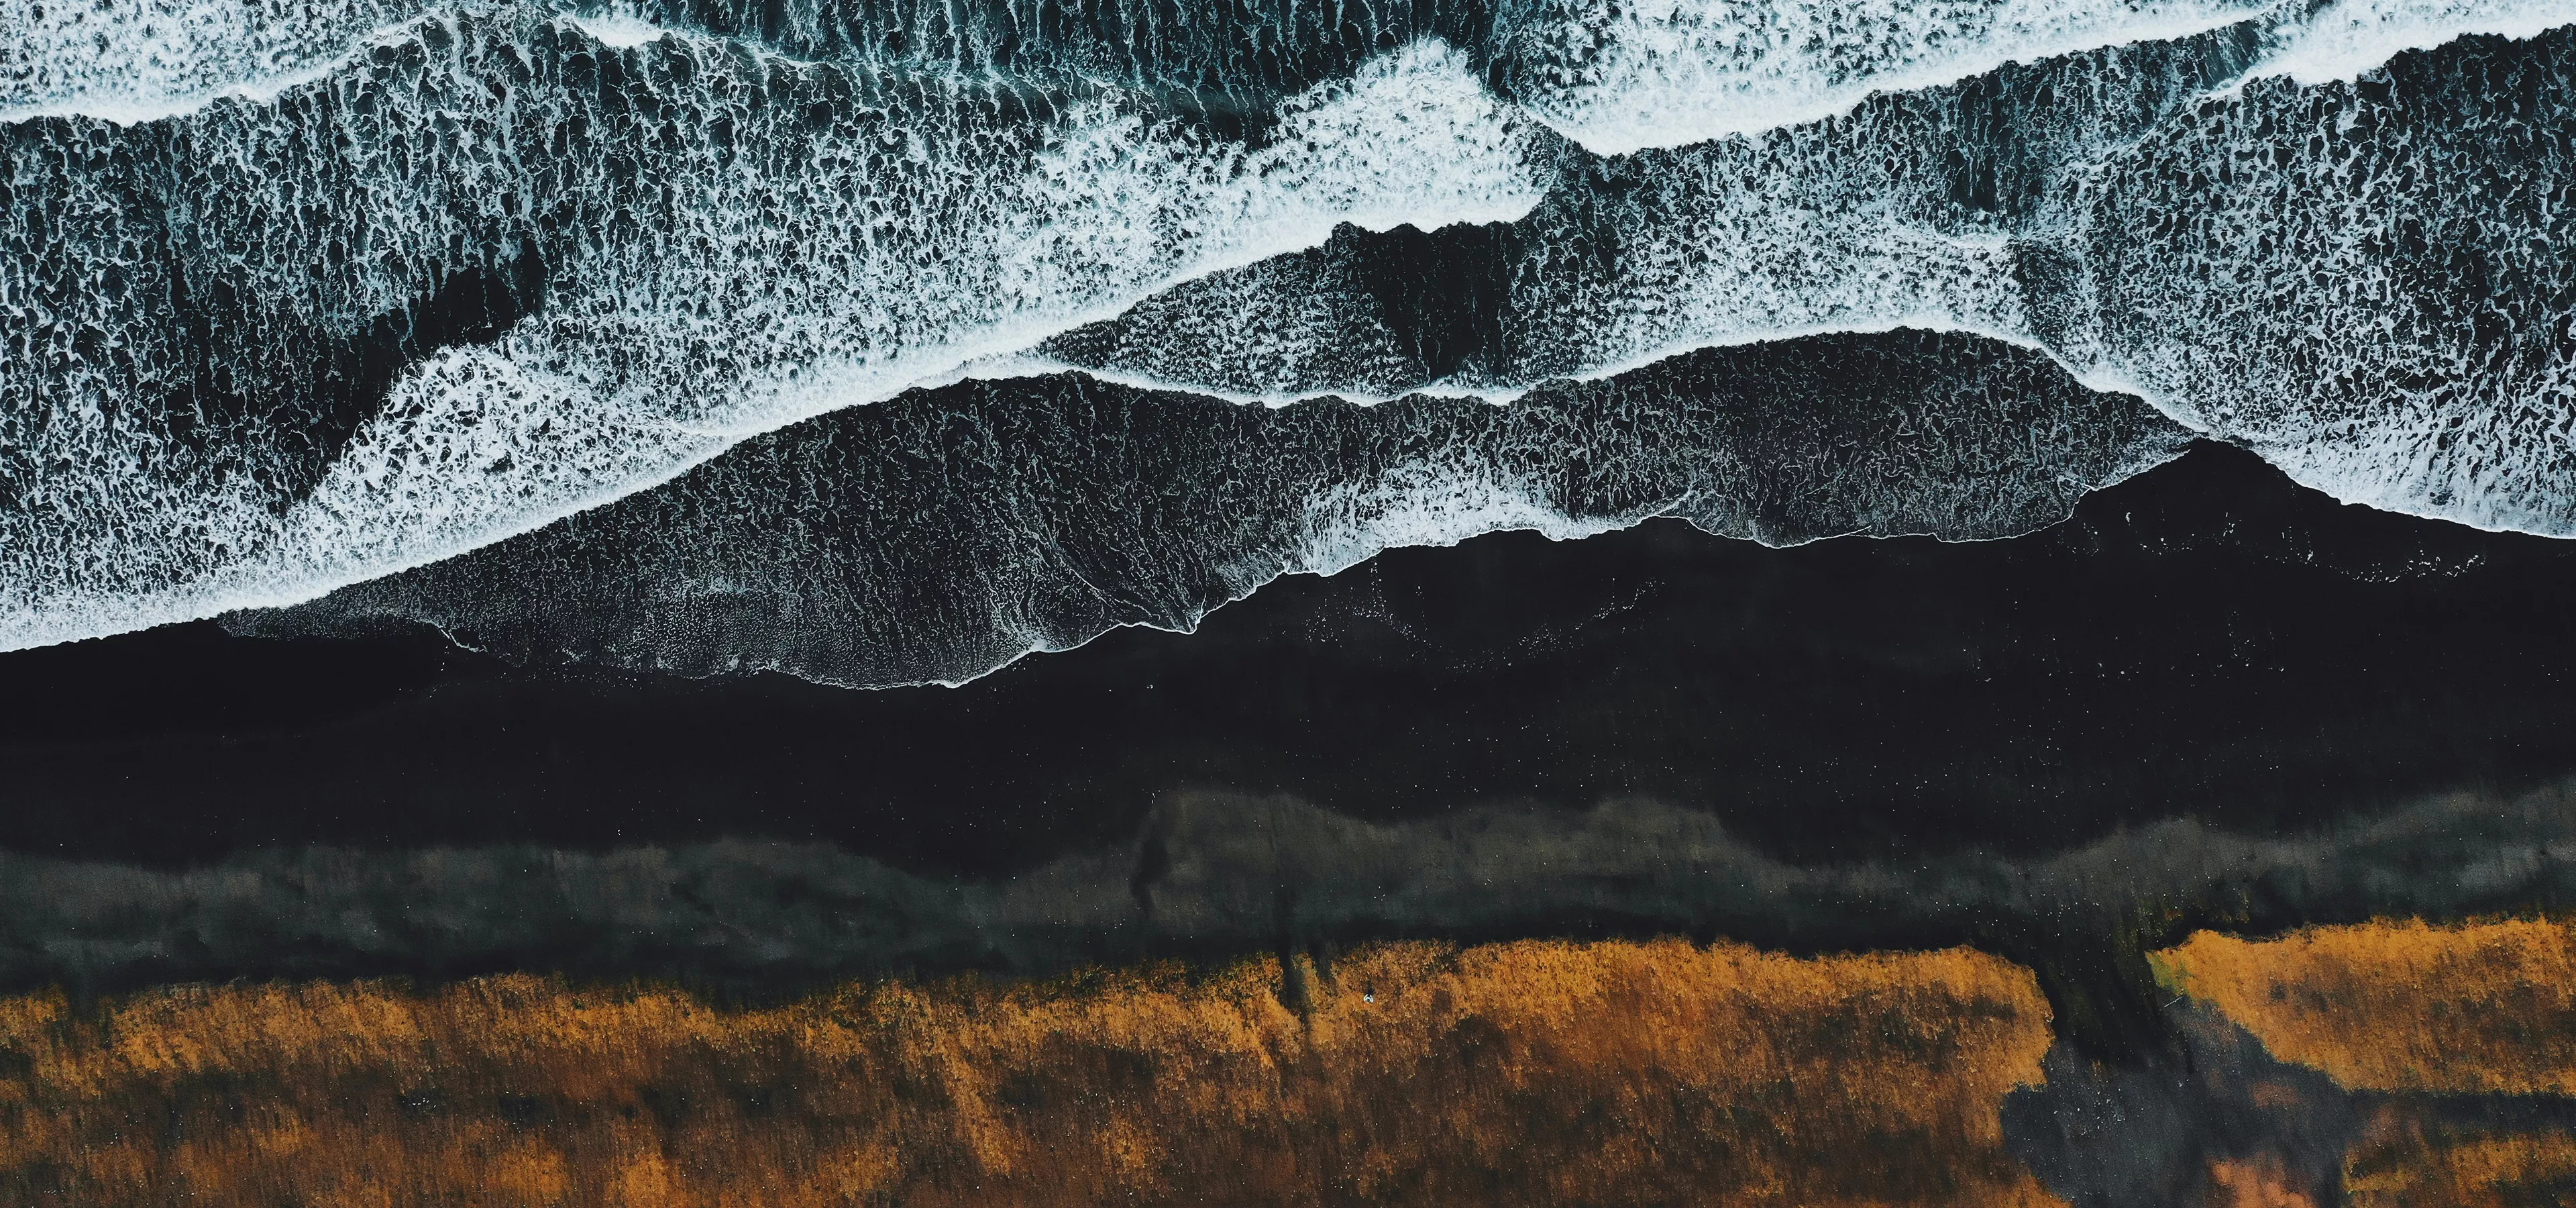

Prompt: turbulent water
[
  {"left": 240, "top": 334, "right": 2186, "bottom": 685},
  {"left": 7, "top": 0, "right": 2574, "bottom": 678}
]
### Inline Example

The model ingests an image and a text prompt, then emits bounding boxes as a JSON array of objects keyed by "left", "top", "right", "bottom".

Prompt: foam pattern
[
  {"left": 5, "top": 27, "right": 1542, "bottom": 650},
  {"left": 2078, "top": 30, "right": 2576, "bottom": 531},
  {"left": 1043, "top": 21, "right": 2576, "bottom": 529},
  {"left": 4, "top": 0, "right": 448, "bottom": 122},
  {"left": 7, "top": 0, "right": 2574, "bottom": 667},
  {"left": 1489, "top": 0, "right": 2278, "bottom": 154},
  {"left": 240, "top": 332, "right": 2187, "bottom": 687}
]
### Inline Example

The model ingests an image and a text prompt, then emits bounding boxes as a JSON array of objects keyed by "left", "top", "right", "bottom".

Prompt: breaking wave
[
  {"left": 238, "top": 332, "right": 2184, "bottom": 687},
  {"left": 6, "top": 0, "right": 2574, "bottom": 666},
  {"left": 6, "top": 32, "right": 1544, "bottom": 650}
]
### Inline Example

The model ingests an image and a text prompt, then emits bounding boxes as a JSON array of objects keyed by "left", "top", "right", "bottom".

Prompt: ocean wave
[
  {"left": 5, "top": 1, "right": 2572, "bottom": 660},
  {"left": 1039, "top": 21, "right": 2576, "bottom": 532},
  {"left": 4, "top": 31, "right": 1544, "bottom": 651},
  {"left": 236, "top": 331, "right": 2186, "bottom": 687},
  {"left": 15, "top": 0, "right": 2552, "bottom": 133}
]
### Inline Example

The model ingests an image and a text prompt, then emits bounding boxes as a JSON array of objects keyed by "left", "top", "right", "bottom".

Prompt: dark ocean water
[
  {"left": 10, "top": 1, "right": 2576, "bottom": 654},
  {"left": 8, "top": 447, "right": 2576, "bottom": 1087},
  {"left": 5, "top": 3, "right": 2576, "bottom": 1172},
  {"left": 5, "top": 440, "right": 2573, "bottom": 872}
]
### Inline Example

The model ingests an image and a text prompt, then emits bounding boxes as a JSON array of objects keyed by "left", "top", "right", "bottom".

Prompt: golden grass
[
  {"left": 2205, "top": 1155, "right": 2319, "bottom": 1208},
  {"left": 2152, "top": 918, "right": 2576, "bottom": 1095},
  {"left": 2343, "top": 1107, "right": 2576, "bottom": 1208},
  {"left": 0, "top": 938, "right": 2062, "bottom": 1207}
]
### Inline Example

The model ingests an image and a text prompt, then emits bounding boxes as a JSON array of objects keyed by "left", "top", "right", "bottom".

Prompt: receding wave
[
  {"left": 235, "top": 331, "right": 2184, "bottom": 687},
  {"left": 13, "top": 0, "right": 2549, "bottom": 132},
  {"left": 5, "top": 30, "right": 1544, "bottom": 651},
  {"left": 1040, "top": 20, "right": 2576, "bottom": 531},
  {"left": 5, "top": 0, "right": 2573, "bottom": 662}
]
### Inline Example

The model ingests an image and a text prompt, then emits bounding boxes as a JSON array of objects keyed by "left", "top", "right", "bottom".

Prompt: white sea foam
[
  {"left": 1501, "top": 0, "right": 2576, "bottom": 155},
  {"left": 1, "top": 34, "right": 1547, "bottom": 650},
  {"left": 0, "top": 0, "right": 455, "bottom": 123},
  {"left": 563, "top": 5, "right": 670, "bottom": 48},
  {"left": 5, "top": 0, "right": 2573, "bottom": 658},
  {"left": 1295, "top": 462, "right": 1636, "bottom": 579},
  {"left": 246, "top": 328, "right": 2186, "bottom": 688},
  {"left": 18, "top": 0, "right": 2553, "bottom": 134},
  {"left": 1032, "top": 113, "right": 2056, "bottom": 405},
  {"left": 1499, "top": 0, "right": 2280, "bottom": 155},
  {"left": 2252, "top": 0, "right": 2576, "bottom": 81},
  {"left": 258, "top": 37, "right": 1546, "bottom": 587}
]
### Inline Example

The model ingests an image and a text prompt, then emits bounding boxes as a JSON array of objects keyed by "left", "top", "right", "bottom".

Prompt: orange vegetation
[
  {"left": 2152, "top": 919, "right": 2576, "bottom": 1095},
  {"left": 0, "top": 938, "right": 2061, "bottom": 1207},
  {"left": 2206, "top": 1156, "right": 2317, "bottom": 1208},
  {"left": 2342, "top": 1105, "right": 2576, "bottom": 1208}
]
